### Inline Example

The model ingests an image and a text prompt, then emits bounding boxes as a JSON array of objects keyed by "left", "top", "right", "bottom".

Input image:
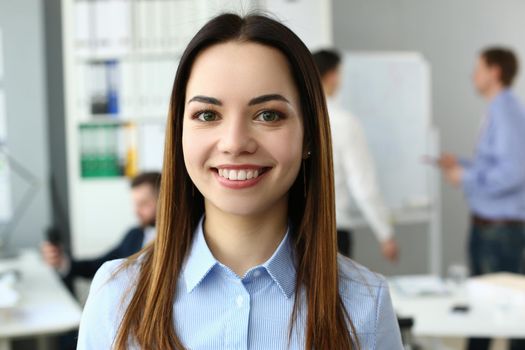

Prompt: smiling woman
[{"left": 76, "top": 13, "right": 403, "bottom": 350}]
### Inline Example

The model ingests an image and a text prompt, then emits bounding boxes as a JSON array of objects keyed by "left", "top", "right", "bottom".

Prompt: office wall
[
  {"left": 332, "top": 0, "right": 525, "bottom": 275},
  {"left": 0, "top": 0, "right": 51, "bottom": 251}
]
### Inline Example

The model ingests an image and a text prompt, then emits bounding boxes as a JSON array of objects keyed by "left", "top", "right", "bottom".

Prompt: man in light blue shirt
[{"left": 439, "top": 47, "right": 525, "bottom": 350}]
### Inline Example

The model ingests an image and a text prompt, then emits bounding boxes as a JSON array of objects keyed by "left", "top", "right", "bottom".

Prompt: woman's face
[{"left": 182, "top": 41, "right": 304, "bottom": 217}]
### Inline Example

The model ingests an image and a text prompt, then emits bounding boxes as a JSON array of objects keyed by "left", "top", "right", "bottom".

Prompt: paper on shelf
[{"left": 138, "top": 123, "right": 166, "bottom": 171}]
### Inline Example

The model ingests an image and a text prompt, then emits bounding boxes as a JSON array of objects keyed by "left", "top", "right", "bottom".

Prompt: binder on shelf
[
  {"left": 138, "top": 122, "right": 166, "bottom": 171},
  {"left": 134, "top": 0, "right": 149, "bottom": 53},
  {"left": 106, "top": 60, "right": 120, "bottom": 115},
  {"left": 79, "top": 121, "right": 166, "bottom": 179},
  {"left": 74, "top": 0, "right": 132, "bottom": 58},
  {"left": 78, "top": 58, "right": 177, "bottom": 121},
  {"left": 73, "top": 0, "right": 91, "bottom": 56},
  {"left": 79, "top": 124, "right": 120, "bottom": 178},
  {"left": 89, "top": 62, "right": 108, "bottom": 115},
  {"left": 73, "top": 0, "right": 259, "bottom": 59},
  {"left": 75, "top": 62, "right": 89, "bottom": 120},
  {"left": 119, "top": 60, "right": 135, "bottom": 117},
  {"left": 123, "top": 122, "right": 138, "bottom": 178}
]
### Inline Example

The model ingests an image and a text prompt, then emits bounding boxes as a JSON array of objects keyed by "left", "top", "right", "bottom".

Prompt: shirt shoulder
[
  {"left": 491, "top": 91, "right": 525, "bottom": 123},
  {"left": 337, "top": 255, "right": 403, "bottom": 349},
  {"left": 337, "top": 254, "right": 386, "bottom": 296},
  {"left": 77, "top": 258, "right": 140, "bottom": 349}
]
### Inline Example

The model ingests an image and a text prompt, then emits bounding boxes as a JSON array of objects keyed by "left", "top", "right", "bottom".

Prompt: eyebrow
[
  {"left": 187, "top": 94, "right": 290, "bottom": 106},
  {"left": 248, "top": 94, "right": 290, "bottom": 106},
  {"left": 188, "top": 95, "right": 222, "bottom": 105}
]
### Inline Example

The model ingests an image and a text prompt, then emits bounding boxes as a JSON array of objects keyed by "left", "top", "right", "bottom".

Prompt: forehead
[
  {"left": 131, "top": 184, "right": 155, "bottom": 197},
  {"left": 185, "top": 41, "right": 299, "bottom": 103}
]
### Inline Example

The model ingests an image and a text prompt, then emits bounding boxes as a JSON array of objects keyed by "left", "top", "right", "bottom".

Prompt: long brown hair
[{"left": 113, "top": 13, "right": 359, "bottom": 349}]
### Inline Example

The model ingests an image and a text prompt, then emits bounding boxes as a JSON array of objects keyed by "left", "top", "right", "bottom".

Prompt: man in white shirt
[
  {"left": 313, "top": 49, "right": 399, "bottom": 262},
  {"left": 41, "top": 171, "right": 160, "bottom": 282}
]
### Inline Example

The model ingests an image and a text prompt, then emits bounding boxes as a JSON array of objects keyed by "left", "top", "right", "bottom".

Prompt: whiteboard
[{"left": 337, "top": 52, "right": 433, "bottom": 214}]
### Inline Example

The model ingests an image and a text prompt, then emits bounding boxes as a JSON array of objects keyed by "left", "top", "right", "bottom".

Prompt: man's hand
[
  {"left": 437, "top": 153, "right": 463, "bottom": 187},
  {"left": 437, "top": 153, "right": 457, "bottom": 170},
  {"left": 381, "top": 238, "right": 399, "bottom": 262},
  {"left": 41, "top": 241, "right": 66, "bottom": 269}
]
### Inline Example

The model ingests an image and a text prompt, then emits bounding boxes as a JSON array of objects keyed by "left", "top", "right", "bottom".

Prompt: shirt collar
[
  {"left": 182, "top": 216, "right": 297, "bottom": 299},
  {"left": 261, "top": 226, "right": 296, "bottom": 298},
  {"left": 490, "top": 88, "right": 511, "bottom": 105}
]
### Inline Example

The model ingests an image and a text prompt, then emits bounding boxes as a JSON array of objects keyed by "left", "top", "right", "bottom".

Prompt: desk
[
  {"left": 0, "top": 250, "right": 82, "bottom": 350},
  {"left": 390, "top": 276, "right": 525, "bottom": 343}
]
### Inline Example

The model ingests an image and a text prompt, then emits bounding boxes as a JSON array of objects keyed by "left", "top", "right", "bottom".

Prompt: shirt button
[
  {"left": 253, "top": 270, "right": 261, "bottom": 278},
  {"left": 236, "top": 295, "right": 244, "bottom": 308}
]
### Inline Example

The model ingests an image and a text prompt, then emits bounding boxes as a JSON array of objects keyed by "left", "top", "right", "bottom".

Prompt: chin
[{"left": 209, "top": 197, "right": 271, "bottom": 217}]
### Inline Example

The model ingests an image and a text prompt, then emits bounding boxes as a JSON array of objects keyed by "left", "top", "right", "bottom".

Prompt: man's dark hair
[
  {"left": 481, "top": 47, "right": 519, "bottom": 87},
  {"left": 312, "top": 49, "right": 341, "bottom": 78},
  {"left": 131, "top": 171, "right": 161, "bottom": 193}
]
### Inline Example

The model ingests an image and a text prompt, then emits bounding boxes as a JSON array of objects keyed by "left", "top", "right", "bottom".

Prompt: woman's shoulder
[
  {"left": 77, "top": 258, "right": 141, "bottom": 349},
  {"left": 337, "top": 253, "right": 389, "bottom": 319},
  {"left": 90, "top": 258, "right": 139, "bottom": 295},
  {"left": 337, "top": 253, "right": 386, "bottom": 291},
  {"left": 337, "top": 254, "right": 403, "bottom": 349}
]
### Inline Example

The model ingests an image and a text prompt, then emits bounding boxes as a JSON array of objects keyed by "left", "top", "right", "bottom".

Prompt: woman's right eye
[{"left": 195, "top": 111, "right": 219, "bottom": 122}]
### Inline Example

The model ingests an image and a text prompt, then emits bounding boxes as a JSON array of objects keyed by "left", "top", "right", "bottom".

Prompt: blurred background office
[{"left": 0, "top": 1, "right": 524, "bottom": 349}]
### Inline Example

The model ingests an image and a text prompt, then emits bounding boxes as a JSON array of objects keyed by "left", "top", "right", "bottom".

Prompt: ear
[{"left": 490, "top": 65, "right": 503, "bottom": 84}]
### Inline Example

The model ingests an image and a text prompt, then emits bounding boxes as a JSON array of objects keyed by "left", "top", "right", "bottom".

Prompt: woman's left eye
[{"left": 255, "top": 110, "right": 283, "bottom": 122}]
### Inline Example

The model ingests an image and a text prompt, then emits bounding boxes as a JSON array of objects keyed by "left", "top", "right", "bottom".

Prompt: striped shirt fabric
[{"left": 77, "top": 217, "right": 403, "bottom": 349}]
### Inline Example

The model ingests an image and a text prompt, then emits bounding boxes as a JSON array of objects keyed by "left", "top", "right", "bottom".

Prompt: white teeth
[{"left": 217, "top": 168, "right": 264, "bottom": 181}]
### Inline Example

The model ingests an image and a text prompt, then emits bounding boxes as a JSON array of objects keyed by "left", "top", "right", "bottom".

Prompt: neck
[
  {"left": 484, "top": 84, "right": 505, "bottom": 102},
  {"left": 203, "top": 198, "right": 289, "bottom": 277}
]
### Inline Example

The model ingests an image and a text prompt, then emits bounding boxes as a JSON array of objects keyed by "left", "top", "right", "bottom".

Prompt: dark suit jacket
[{"left": 67, "top": 226, "right": 144, "bottom": 280}]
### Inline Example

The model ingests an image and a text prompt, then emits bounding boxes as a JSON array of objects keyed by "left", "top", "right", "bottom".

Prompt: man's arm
[
  {"left": 68, "top": 228, "right": 143, "bottom": 279},
  {"left": 338, "top": 116, "right": 398, "bottom": 260}
]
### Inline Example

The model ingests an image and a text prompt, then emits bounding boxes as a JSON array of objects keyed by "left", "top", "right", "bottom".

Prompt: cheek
[
  {"left": 182, "top": 128, "right": 206, "bottom": 172},
  {"left": 265, "top": 125, "right": 303, "bottom": 170},
  {"left": 474, "top": 70, "right": 484, "bottom": 86}
]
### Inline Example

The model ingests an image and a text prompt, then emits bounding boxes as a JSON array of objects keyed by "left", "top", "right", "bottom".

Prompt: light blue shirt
[
  {"left": 461, "top": 89, "right": 525, "bottom": 220},
  {"left": 77, "top": 218, "right": 403, "bottom": 349}
]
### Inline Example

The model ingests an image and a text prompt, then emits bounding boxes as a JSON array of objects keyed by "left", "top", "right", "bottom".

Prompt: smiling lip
[{"left": 212, "top": 164, "right": 271, "bottom": 189}]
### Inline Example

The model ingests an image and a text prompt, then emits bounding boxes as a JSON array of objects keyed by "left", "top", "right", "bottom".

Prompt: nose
[{"left": 217, "top": 115, "right": 257, "bottom": 156}]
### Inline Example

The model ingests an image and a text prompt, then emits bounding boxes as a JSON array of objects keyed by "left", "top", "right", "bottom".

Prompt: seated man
[{"left": 41, "top": 171, "right": 161, "bottom": 281}]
